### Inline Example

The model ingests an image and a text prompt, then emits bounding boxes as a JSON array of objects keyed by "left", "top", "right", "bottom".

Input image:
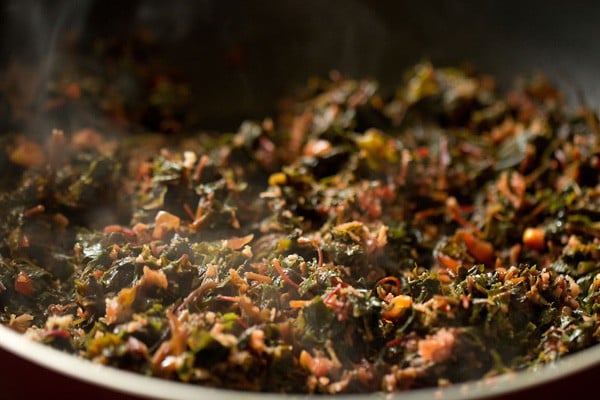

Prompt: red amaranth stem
[{"left": 272, "top": 259, "right": 300, "bottom": 289}]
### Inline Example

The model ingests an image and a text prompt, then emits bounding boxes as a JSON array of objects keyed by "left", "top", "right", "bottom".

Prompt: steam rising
[{"left": 2, "top": 1, "right": 93, "bottom": 132}]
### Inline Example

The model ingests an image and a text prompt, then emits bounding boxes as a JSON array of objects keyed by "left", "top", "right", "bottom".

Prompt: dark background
[{"left": 2, "top": 0, "right": 600, "bottom": 127}]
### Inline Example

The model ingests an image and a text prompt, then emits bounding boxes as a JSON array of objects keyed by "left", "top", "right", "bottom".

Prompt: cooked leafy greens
[{"left": 1, "top": 61, "right": 599, "bottom": 394}]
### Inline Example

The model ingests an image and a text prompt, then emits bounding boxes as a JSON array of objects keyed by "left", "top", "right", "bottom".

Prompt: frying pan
[{"left": 1, "top": 1, "right": 600, "bottom": 399}]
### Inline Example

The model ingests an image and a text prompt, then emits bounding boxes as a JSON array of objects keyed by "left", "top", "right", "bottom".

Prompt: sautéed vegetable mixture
[{"left": 1, "top": 57, "right": 599, "bottom": 393}]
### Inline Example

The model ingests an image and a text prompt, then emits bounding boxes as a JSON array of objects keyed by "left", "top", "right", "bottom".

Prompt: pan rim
[{"left": 1, "top": 323, "right": 598, "bottom": 400}]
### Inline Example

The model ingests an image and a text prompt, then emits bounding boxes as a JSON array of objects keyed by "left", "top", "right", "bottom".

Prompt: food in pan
[{"left": 1, "top": 49, "right": 599, "bottom": 393}]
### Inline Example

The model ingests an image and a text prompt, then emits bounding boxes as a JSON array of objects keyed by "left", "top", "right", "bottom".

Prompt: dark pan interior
[{"left": 2, "top": 0, "right": 600, "bottom": 131}]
